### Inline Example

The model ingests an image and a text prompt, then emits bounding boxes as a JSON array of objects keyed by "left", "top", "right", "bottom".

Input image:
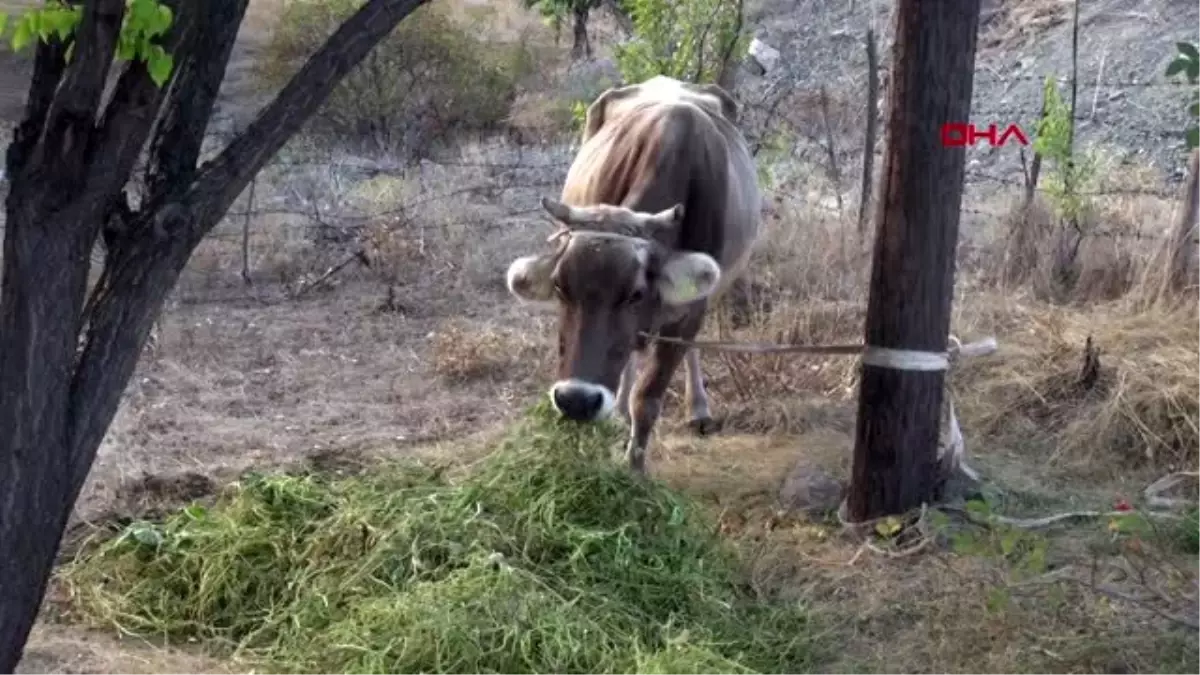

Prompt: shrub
[
  {"left": 1165, "top": 41, "right": 1199, "bottom": 150},
  {"left": 615, "top": 0, "right": 748, "bottom": 85},
  {"left": 259, "top": 0, "right": 536, "bottom": 157}
]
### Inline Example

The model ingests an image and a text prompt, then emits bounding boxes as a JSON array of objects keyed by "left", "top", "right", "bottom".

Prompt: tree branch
[
  {"left": 143, "top": 0, "right": 248, "bottom": 203},
  {"left": 67, "top": 0, "right": 436, "bottom": 480},
  {"left": 4, "top": 37, "right": 71, "bottom": 182},
  {"left": 184, "top": 0, "right": 434, "bottom": 238},
  {"left": 36, "top": 0, "right": 124, "bottom": 175},
  {"left": 67, "top": 215, "right": 188, "bottom": 485},
  {"left": 88, "top": 0, "right": 200, "bottom": 197}
]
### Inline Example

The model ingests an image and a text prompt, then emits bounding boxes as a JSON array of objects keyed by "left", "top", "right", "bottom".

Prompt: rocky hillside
[
  {"left": 740, "top": 0, "right": 1198, "bottom": 180},
  {"left": 0, "top": 0, "right": 1194, "bottom": 182}
]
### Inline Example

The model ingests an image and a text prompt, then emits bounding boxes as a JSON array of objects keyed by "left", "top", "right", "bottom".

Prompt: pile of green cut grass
[{"left": 61, "top": 400, "right": 817, "bottom": 674}]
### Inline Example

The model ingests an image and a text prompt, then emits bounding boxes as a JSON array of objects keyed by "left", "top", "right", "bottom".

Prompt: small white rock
[{"left": 747, "top": 38, "right": 781, "bottom": 75}]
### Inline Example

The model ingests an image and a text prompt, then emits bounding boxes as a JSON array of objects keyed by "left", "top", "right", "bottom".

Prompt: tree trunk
[
  {"left": 1168, "top": 147, "right": 1199, "bottom": 293},
  {"left": 846, "top": 0, "right": 982, "bottom": 523},
  {"left": 0, "top": 1, "right": 432, "bottom": 669},
  {"left": 572, "top": 6, "right": 591, "bottom": 60}
]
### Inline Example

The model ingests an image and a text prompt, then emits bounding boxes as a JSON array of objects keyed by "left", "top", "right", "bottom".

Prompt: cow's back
[{"left": 560, "top": 79, "right": 761, "bottom": 301}]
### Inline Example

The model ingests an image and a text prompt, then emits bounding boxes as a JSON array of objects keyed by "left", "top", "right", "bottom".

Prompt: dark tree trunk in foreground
[
  {"left": 0, "top": 0, "right": 431, "bottom": 669},
  {"left": 846, "top": 0, "right": 982, "bottom": 522}
]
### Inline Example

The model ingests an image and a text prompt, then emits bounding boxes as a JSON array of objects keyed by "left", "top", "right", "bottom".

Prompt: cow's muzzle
[{"left": 549, "top": 379, "right": 615, "bottom": 422}]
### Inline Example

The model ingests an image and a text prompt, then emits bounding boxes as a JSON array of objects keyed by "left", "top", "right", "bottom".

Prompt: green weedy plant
[
  {"left": 0, "top": 0, "right": 175, "bottom": 86},
  {"left": 754, "top": 129, "right": 795, "bottom": 191},
  {"left": 926, "top": 499, "right": 1051, "bottom": 614},
  {"left": 1165, "top": 41, "right": 1199, "bottom": 150},
  {"left": 1034, "top": 76, "right": 1098, "bottom": 224},
  {"left": 1107, "top": 506, "right": 1200, "bottom": 556},
  {"left": 615, "top": 0, "right": 748, "bottom": 85}
]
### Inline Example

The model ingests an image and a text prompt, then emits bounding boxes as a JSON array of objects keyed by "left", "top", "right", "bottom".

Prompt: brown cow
[{"left": 504, "top": 75, "right": 762, "bottom": 473}]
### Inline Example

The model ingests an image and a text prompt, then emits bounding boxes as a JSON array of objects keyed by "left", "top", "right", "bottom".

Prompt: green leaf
[
  {"left": 127, "top": 0, "right": 155, "bottom": 30},
  {"left": 1177, "top": 41, "right": 1199, "bottom": 63},
  {"left": 0, "top": 13, "right": 9, "bottom": 39},
  {"left": 57, "top": 7, "right": 80, "bottom": 40},
  {"left": 64, "top": 39, "right": 74, "bottom": 63},
  {"left": 965, "top": 498, "right": 991, "bottom": 520},
  {"left": 151, "top": 4, "right": 173, "bottom": 35},
  {"left": 1188, "top": 101, "right": 1199, "bottom": 118},
  {"left": 26, "top": 10, "right": 42, "bottom": 40},
  {"left": 126, "top": 522, "right": 163, "bottom": 549},
  {"left": 115, "top": 33, "right": 136, "bottom": 61},
  {"left": 146, "top": 44, "right": 173, "bottom": 87},
  {"left": 1166, "top": 59, "right": 1187, "bottom": 77},
  {"left": 874, "top": 516, "right": 903, "bottom": 539},
  {"left": 11, "top": 16, "right": 31, "bottom": 52},
  {"left": 1186, "top": 126, "right": 1199, "bottom": 151}
]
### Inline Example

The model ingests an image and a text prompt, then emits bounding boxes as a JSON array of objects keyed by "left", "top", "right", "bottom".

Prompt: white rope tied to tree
[
  {"left": 938, "top": 335, "right": 999, "bottom": 481},
  {"left": 837, "top": 334, "right": 999, "bottom": 530}
]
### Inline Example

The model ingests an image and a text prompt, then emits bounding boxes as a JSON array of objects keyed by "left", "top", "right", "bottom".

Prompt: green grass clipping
[{"left": 60, "top": 400, "right": 816, "bottom": 673}]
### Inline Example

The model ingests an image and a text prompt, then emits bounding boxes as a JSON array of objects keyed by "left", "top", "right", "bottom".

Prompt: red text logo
[{"left": 940, "top": 122, "right": 1029, "bottom": 147}]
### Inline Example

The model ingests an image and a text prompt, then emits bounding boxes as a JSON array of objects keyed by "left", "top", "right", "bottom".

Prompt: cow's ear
[
  {"left": 693, "top": 83, "right": 739, "bottom": 124},
  {"left": 583, "top": 84, "right": 636, "bottom": 143},
  {"left": 656, "top": 251, "right": 721, "bottom": 305},
  {"left": 505, "top": 253, "right": 558, "bottom": 303}
]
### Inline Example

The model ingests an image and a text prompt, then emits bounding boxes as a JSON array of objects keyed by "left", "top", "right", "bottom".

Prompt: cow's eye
[{"left": 627, "top": 288, "right": 645, "bottom": 305}]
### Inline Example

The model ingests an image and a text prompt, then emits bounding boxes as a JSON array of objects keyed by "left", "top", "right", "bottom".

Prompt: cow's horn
[
  {"left": 642, "top": 203, "right": 685, "bottom": 230},
  {"left": 541, "top": 196, "right": 598, "bottom": 226}
]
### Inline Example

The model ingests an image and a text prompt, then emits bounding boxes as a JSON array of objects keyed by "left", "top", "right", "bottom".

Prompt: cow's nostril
[{"left": 551, "top": 383, "right": 603, "bottom": 421}]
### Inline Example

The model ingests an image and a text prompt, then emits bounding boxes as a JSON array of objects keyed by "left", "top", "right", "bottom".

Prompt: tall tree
[
  {"left": 524, "top": 0, "right": 601, "bottom": 60},
  {"left": 0, "top": 0, "right": 432, "bottom": 669},
  {"left": 846, "top": 0, "right": 982, "bottom": 522}
]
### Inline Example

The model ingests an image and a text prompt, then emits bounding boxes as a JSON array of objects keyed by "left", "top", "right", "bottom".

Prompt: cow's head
[{"left": 505, "top": 196, "right": 722, "bottom": 422}]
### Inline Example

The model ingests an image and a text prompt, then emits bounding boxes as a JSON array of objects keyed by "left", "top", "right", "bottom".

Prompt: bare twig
[
  {"left": 1090, "top": 46, "right": 1108, "bottom": 120},
  {"left": 858, "top": 28, "right": 880, "bottom": 240},
  {"left": 817, "top": 86, "right": 843, "bottom": 215},
  {"left": 1143, "top": 470, "right": 1199, "bottom": 510},
  {"left": 241, "top": 175, "right": 256, "bottom": 285},
  {"left": 1064, "top": 0, "right": 1081, "bottom": 231},
  {"left": 1066, "top": 578, "right": 1200, "bottom": 630},
  {"left": 291, "top": 249, "right": 371, "bottom": 298}
]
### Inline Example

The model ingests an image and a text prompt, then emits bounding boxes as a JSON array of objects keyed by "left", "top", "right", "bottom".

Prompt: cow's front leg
[
  {"left": 615, "top": 350, "right": 640, "bottom": 424},
  {"left": 626, "top": 341, "right": 688, "bottom": 474},
  {"left": 684, "top": 347, "right": 720, "bottom": 435}
]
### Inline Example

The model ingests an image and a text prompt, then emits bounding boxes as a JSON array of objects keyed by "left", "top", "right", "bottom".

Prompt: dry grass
[
  {"left": 428, "top": 317, "right": 550, "bottom": 383},
  {"left": 954, "top": 297, "right": 1198, "bottom": 474},
  {"left": 17, "top": 625, "right": 234, "bottom": 675}
]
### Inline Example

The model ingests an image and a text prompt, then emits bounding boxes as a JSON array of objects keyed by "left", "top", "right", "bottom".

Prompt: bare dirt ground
[{"left": 2, "top": 0, "right": 1197, "bottom": 672}]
